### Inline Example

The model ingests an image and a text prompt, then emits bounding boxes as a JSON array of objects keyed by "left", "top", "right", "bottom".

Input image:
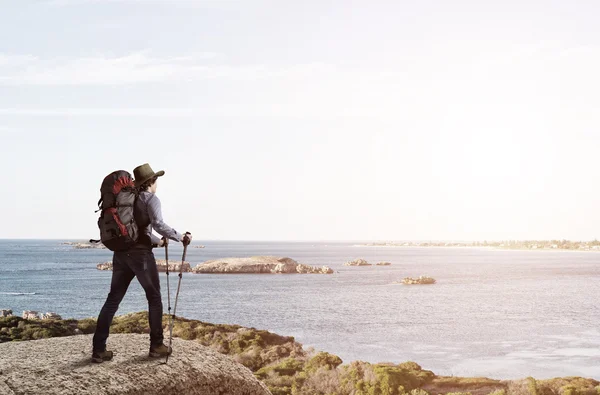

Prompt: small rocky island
[
  {"left": 192, "top": 256, "right": 333, "bottom": 274},
  {"left": 344, "top": 259, "right": 372, "bottom": 266},
  {"left": 376, "top": 262, "right": 392, "bottom": 266},
  {"left": 62, "top": 241, "right": 106, "bottom": 249},
  {"left": 398, "top": 276, "right": 436, "bottom": 285},
  {"left": 97, "top": 259, "right": 192, "bottom": 273}
]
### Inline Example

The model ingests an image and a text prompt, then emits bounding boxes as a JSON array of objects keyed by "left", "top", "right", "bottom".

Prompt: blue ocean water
[{"left": 1, "top": 239, "right": 600, "bottom": 379}]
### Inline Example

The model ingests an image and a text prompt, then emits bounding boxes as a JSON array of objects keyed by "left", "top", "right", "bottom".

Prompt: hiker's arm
[
  {"left": 147, "top": 195, "right": 184, "bottom": 243},
  {"left": 149, "top": 233, "right": 162, "bottom": 246}
]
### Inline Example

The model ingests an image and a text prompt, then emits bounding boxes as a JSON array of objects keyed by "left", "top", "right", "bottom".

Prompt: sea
[{"left": 1, "top": 239, "right": 600, "bottom": 379}]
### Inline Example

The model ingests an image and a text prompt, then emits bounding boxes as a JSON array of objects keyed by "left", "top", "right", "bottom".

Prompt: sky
[{"left": 1, "top": 0, "right": 600, "bottom": 241}]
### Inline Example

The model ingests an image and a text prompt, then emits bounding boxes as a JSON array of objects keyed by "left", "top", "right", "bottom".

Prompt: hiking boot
[
  {"left": 149, "top": 343, "right": 172, "bottom": 358},
  {"left": 91, "top": 349, "right": 113, "bottom": 363}
]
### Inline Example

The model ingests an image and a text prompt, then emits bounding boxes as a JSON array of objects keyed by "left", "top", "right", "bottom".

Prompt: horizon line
[{"left": 1, "top": 238, "right": 598, "bottom": 242}]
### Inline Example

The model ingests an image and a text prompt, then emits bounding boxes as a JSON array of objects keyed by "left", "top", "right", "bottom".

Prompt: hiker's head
[
  {"left": 133, "top": 163, "right": 164, "bottom": 193},
  {"left": 139, "top": 176, "right": 158, "bottom": 193}
]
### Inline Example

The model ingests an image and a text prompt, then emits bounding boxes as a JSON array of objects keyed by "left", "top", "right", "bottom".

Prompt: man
[{"left": 92, "top": 163, "right": 192, "bottom": 363}]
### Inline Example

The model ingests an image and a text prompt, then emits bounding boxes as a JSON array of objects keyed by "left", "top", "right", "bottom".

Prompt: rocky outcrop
[
  {"left": 192, "top": 256, "right": 333, "bottom": 274},
  {"left": 0, "top": 334, "right": 271, "bottom": 395},
  {"left": 96, "top": 259, "right": 191, "bottom": 273},
  {"left": 399, "top": 276, "right": 436, "bottom": 285},
  {"left": 344, "top": 259, "right": 372, "bottom": 266},
  {"left": 376, "top": 262, "right": 392, "bottom": 266},
  {"left": 96, "top": 262, "right": 112, "bottom": 271},
  {"left": 62, "top": 241, "right": 106, "bottom": 249},
  {"left": 22, "top": 311, "right": 39, "bottom": 320}
]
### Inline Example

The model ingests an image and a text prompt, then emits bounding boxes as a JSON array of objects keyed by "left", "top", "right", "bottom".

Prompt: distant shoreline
[{"left": 353, "top": 244, "right": 600, "bottom": 253}]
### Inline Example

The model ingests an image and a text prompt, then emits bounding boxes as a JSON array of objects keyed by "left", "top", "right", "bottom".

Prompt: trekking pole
[
  {"left": 166, "top": 232, "right": 191, "bottom": 364},
  {"left": 163, "top": 237, "right": 172, "bottom": 365}
]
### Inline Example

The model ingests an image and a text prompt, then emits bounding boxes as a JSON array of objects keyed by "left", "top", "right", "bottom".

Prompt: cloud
[
  {"left": 0, "top": 51, "right": 234, "bottom": 85},
  {"left": 0, "top": 54, "right": 38, "bottom": 67},
  {"left": 0, "top": 108, "right": 200, "bottom": 116},
  {"left": 0, "top": 51, "right": 342, "bottom": 86},
  {"left": 45, "top": 0, "right": 240, "bottom": 6},
  {"left": 2, "top": 45, "right": 600, "bottom": 123}
]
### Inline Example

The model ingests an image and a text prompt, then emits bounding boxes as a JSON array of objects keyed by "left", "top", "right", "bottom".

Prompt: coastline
[
  {"left": 2, "top": 311, "right": 599, "bottom": 394},
  {"left": 353, "top": 244, "right": 600, "bottom": 253}
]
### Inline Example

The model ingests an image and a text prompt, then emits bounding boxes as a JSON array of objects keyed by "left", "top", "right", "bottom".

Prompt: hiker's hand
[
  {"left": 160, "top": 237, "right": 169, "bottom": 247},
  {"left": 182, "top": 232, "right": 192, "bottom": 246}
]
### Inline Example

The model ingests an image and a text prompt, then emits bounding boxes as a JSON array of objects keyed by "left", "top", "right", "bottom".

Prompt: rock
[
  {"left": 22, "top": 311, "right": 39, "bottom": 320},
  {"left": 155, "top": 259, "right": 192, "bottom": 273},
  {"left": 41, "top": 312, "right": 62, "bottom": 320},
  {"left": 96, "top": 260, "right": 192, "bottom": 273},
  {"left": 0, "top": 310, "right": 12, "bottom": 317},
  {"left": 192, "top": 256, "right": 333, "bottom": 274},
  {"left": 399, "top": 276, "right": 436, "bottom": 285},
  {"left": 62, "top": 241, "right": 106, "bottom": 249},
  {"left": 193, "top": 245, "right": 205, "bottom": 249},
  {"left": 96, "top": 262, "right": 112, "bottom": 271},
  {"left": 0, "top": 334, "right": 271, "bottom": 395},
  {"left": 344, "top": 259, "right": 372, "bottom": 266},
  {"left": 376, "top": 262, "right": 392, "bottom": 266}
]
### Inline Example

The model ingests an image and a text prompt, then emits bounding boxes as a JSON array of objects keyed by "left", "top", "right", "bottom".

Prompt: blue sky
[{"left": 1, "top": 1, "right": 600, "bottom": 240}]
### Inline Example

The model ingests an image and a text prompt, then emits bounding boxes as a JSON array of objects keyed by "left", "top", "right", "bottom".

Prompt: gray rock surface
[
  {"left": 0, "top": 334, "right": 271, "bottom": 395},
  {"left": 192, "top": 256, "right": 333, "bottom": 274},
  {"left": 97, "top": 259, "right": 192, "bottom": 273}
]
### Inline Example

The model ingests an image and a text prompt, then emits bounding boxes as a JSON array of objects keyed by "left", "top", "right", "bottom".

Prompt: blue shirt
[{"left": 134, "top": 191, "right": 183, "bottom": 248}]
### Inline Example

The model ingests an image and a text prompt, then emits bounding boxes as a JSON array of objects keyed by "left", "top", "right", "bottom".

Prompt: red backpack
[{"left": 94, "top": 170, "right": 139, "bottom": 251}]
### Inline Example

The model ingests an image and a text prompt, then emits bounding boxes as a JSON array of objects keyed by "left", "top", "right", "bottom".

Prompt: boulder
[
  {"left": 344, "top": 259, "right": 372, "bottom": 266},
  {"left": 41, "top": 312, "right": 62, "bottom": 320},
  {"left": 22, "top": 311, "right": 39, "bottom": 320},
  {"left": 0, "top": 334, "right": 271, "bottom": 395},
  {"left": 192, "top": 256, "right": 333, "bottom": 274}
]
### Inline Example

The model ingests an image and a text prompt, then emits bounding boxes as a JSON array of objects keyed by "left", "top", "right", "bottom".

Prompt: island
[
  {"left": 344, "top": 259, "right": 372, "bottom": 266},
  {"left": 376, "top": 261, "right": 392, "bottom": 266},
  {"left": 398, "top": 276, "right": 436, "bottom": 285},
  {"left": 62, "top": 241, "right": 106, "bottom": 249},
  {"left": 192, "top": 256, "right": 333, "bottom": 274},
  {"left": 97, "top": 259, "right": 192, "bottom": 273}
]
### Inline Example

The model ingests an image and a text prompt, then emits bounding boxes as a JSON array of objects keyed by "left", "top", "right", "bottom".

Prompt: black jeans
[{"left": 93, "top": 249, "right": 163, "bottom": 351}]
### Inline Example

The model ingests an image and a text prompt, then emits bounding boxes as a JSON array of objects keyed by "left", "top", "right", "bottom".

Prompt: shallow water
[{"left": 1, "top": 240, "right": 599, "bottom": 379}]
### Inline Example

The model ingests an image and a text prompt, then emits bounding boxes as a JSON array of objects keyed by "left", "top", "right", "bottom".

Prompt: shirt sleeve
[
  {"left": 147, "top": 194, "right": 184, "bottom": 243},
  {"left": 149, "top": 233, "right": 162, "bottom": 246}
]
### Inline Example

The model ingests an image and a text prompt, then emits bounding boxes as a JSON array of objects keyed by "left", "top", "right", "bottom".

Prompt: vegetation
[{"left": 2, "top": 312, "right": 599, "bottom": 395}]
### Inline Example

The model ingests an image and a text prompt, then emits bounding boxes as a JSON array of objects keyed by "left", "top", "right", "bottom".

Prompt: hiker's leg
[
  {"left": 129, "top": 250, "right": 164, "bottom": 346},
  {"left": 92, "top": 252, "right": 135, "bottom": 351}
]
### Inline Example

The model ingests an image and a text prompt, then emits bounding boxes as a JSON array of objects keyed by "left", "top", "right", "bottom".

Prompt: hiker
[{"left": 92, "top": 163, "right": 192, "bottom": 363}]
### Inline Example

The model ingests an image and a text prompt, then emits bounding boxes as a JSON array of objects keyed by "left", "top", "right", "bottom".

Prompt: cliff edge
[{"left": 0, "top": 334, "right": 271, "bottom": 395}]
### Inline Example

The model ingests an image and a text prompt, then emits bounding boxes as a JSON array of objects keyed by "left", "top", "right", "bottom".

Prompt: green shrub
[
  {"left": 527, "top": 377, "right": 539, "bottom": 395},
  {"left": 304, "top": 352, "right": 343, "bottom": 374}
]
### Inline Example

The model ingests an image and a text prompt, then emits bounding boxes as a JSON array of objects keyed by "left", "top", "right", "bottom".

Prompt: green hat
[{"left": 133, "top": 163, "right": 165, "bottom": 187}]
